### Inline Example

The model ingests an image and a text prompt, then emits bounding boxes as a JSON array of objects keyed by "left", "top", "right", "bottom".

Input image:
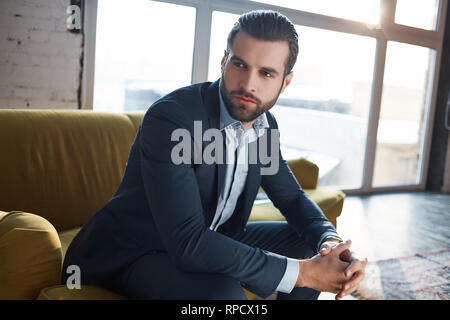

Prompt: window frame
[{"left": 84, "top": 0, "right": 448, "bottom": 194}]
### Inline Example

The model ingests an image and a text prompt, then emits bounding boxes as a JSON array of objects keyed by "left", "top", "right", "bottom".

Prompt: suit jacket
[{"left": 62, "top": 80, "right": 339, "bottom": 298}]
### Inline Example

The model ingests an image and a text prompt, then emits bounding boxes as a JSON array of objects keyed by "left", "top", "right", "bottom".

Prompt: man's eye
[
  {"left": 234, "top": 62, "right": 245, "bottom": 68},
  {"left": 262, "top": 71, "right": 272, "bottom": 78}
]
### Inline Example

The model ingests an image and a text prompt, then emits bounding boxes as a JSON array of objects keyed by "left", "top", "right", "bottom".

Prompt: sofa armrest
[
  {"left": 0, "top": 210, "right": 62, "bottom": 299},
  {"left": 286, "top": 157, "right": 319, "bottom": 189},
  {"left": 37, "top": 285, "right": 126, "bottom": 300}
]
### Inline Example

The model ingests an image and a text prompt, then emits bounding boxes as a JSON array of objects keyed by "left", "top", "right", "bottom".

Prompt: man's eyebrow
[{"left": 229, "top": 55, "right": 280, "bottom": 75}]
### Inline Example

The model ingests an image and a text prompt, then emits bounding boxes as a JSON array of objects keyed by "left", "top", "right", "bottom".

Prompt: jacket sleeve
[
  {"left": 260, "top": 113, "right": 341, "bottom": 253},
  {"left": 138, "top": 102, "right": 286, "bottom": 298}
]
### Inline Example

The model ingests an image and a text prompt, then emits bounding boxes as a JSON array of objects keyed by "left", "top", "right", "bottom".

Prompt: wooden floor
[{"left": 318, "top": 191, "right": 450, "bottom": 300}]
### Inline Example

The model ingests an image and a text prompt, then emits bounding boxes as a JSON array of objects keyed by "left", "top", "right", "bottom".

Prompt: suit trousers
[{"left": 113, "top": 221, "right": 320, "bottom": 300}]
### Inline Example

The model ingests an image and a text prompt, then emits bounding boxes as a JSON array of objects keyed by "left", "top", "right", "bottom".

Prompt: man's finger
[
  {"left": 338, "top": 282, "right": 360, "bottom": 298},
  {"left": 319, "top": 243, "right": 332, "bottom": 256},
  {"left": 340, "top": 271, "right": 365, "bottom": 296},
  {"left": 344, "top": 257, "right": 368, "bottom": 277},
  {"left": 332, "top": 239, "right": 352, "bottom": 256},
  {"left": 319, "top": 247, "right": 329, "bottom": 256},
  {"left": 344, "top": 270, "right": 365, "bottom": 287},
  {"left": 344, "top": 259, "right": 361, "bottom": 277}
]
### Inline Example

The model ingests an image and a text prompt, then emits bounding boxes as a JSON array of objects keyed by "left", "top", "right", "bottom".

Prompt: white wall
[{"left": 0, "top": 0, "right": 83, "bottom": 109}]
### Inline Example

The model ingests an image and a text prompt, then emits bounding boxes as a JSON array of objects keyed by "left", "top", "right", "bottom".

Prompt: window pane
[
  {"left": 395, "top": 0, "right": 440, "bottom": 31},
  {"left": 94, "top": 0, "right": 196, "bottom": 112},
  {"left": 208, "top": 11, "right": 240, "bottom": 82},
  {"left": 252, "top": 0, "right": 380, "bottom": 25},
  {"left": 209, "top": 13, "right": 376, "bottom": 188},
  {"left": 373, "top": 42, "right": 434, "bottom": 187},
  {"left": 274, "top": 26, "right": 376, "bottom": 189}
]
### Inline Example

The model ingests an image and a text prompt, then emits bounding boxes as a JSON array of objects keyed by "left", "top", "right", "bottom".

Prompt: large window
[
  {"left": 270, "top": 27, "right": 375, "bottom": 189},
  {"left": 253, "top": 0, "right": 381, "bottom": 24},
  {"left": 373, "top": 42, "right": 435, "bottom": 187},
  {"left": 395, "top": 0, "right": 440, "bottom": 30},
  {"left": 208, "top": 10, "right": 376, "bottom": 188},
  {"left": 93, "top": 0, "right": 196, "bottom": 112},
  {"left": 91, "top": 0, "right": 447, "bottom": 193}
]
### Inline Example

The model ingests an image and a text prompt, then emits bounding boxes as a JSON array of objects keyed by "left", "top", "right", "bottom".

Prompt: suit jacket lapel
[
  {"left": 203, "top": 80, "right": 263, "bottom": 230},
  {"left": 204, "top": 80, "right": 220, "bottom": 130},
  {"left": 203, "top": 80, "right": 228, "bottom": 210}
]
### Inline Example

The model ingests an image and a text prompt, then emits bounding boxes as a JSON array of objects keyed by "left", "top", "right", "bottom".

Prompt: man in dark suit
[{"left": 62, "top": 10, "right": 367, "bottom": 300}]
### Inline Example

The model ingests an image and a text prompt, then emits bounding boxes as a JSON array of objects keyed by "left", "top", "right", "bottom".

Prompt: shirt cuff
[{"left": 275, "top": 257, "right": 299, "bottom": 293}]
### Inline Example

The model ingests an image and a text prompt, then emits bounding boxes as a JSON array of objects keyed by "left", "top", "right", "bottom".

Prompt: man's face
[{"left": 220, "top": 31, "right": 293, "bottom": 124}]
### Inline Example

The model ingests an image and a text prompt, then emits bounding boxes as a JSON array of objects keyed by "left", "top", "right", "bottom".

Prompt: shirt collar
[{"left": 218, "top": 83, "right": 269, "bottom": 131}]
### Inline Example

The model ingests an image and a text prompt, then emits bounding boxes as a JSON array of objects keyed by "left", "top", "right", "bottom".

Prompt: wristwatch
[{"left": 324, "top": 237, "right": 343, "bottom": 243}]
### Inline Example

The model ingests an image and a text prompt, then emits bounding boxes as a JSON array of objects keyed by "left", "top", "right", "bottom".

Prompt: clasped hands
[{"left": 296, "top": 239, "right": 368, "bottom": 300}]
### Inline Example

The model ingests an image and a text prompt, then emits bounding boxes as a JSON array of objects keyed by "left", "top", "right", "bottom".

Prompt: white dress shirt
[{"left": 209, "top": 86, "right": 299, "bottom": 294}]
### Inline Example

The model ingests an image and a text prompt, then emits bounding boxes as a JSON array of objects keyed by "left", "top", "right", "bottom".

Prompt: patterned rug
[{"left": 352, "top": 249, "right": 450, "bottom": 300}]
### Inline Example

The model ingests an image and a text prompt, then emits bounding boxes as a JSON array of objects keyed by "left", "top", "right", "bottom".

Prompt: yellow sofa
[{"left": 0, "top": 109, "right": 345, "bottom": 300}]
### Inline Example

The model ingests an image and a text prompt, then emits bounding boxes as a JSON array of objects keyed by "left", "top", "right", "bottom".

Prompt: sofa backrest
[{"left": 0, "top": 110, "right": 144, "bottom": 232}]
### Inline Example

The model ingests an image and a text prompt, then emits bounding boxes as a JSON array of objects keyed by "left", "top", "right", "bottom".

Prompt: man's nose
[{"left": 239, "top": 70, "right": 258, "bottom": 94}]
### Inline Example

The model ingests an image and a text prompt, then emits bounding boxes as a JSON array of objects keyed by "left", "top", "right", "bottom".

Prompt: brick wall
[{"left": 0, "top": 0, "right": 83, "bottom": 109}]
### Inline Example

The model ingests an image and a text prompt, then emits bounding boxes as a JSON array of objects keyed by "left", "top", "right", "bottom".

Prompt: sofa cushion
[
  {"left": 55, "top": 227, "right": 262, "bottom": 300},
  {"left": 0, "top": 110, "right": 138, "bottom": 232},
  {"left": 249, "top": 188, "right": 345, "bottom": 228},
  {"left": 58, "top": 227, "right": 82, "bottom": 260},
  {"left": 124, "top": 112, "right": 145, "bottom": 132},
  {"left": 305, "top": 188, "right": 345, "bottom": 218},
  {"left": 37, "top": 284, "right": 126, "bottom": 300},
  {"left": 286, "top": 158, "right": 319, "bottom": 189},
  {"left": 0, "top": 210, "right": 62, "bottom": 300}
]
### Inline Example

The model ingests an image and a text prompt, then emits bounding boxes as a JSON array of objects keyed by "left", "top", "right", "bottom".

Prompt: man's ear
[
  {"left": 221, "top": 50, "right": 227, "bottom": 67},
  {"left": 280, "top": 71, "right": 294, "bottom": 94}
]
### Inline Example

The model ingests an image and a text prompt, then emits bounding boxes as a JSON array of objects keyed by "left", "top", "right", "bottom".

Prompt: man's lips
[{"left": 233, "top": 95, "right": 256, "bottom": 105}]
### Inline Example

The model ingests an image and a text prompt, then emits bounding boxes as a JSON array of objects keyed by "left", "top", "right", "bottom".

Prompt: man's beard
[{"left": 219, "top": 74, "right": 283, "bottom": 123}]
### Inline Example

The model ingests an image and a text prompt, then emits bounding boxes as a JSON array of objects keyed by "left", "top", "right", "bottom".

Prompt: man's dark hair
[{"left": 226, "top": 10, "right": 299, "bottom": 76}]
